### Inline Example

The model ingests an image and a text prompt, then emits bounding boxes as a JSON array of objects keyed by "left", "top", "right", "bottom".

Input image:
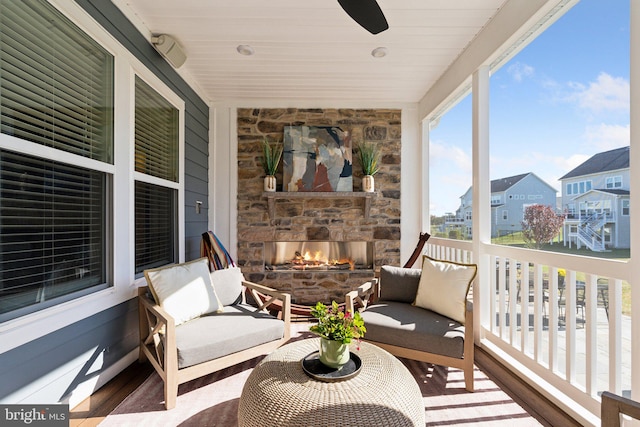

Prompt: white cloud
[
  {"left": 429, "top": 141, "right": 471, "bottom": 173},
  {"left": 563, "top": 153, "right": 591, "bottom": 171},
  {"left": 428, "top": 141, "right": 472, "bottom": 215},
  {"left": 567, "top": 72, "right": 629, "bottom": 113},
  {"left": 507, "top": 62, "right": 535, "bottom": 82},
  {"left": 583, "top": 123, "right": 630, "bottom": 151}
]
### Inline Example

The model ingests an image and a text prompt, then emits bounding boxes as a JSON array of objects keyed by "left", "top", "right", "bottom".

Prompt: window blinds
[
  {"left": 0, "top": 149, "right": 106, "bottom": 316},
  {"left": 135, "top": 181, "right": 176, "bottom": 273},
  {"left": 134, "top": 77, "right": 178, "bottom": 182},
  {"left": 0, "top": 0, "right": 114, "bottom": 163},
  {"left": 134, "top": 76, "right": 178, "bottom": 273}
]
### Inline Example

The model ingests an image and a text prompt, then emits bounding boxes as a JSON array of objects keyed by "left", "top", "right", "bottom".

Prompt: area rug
[{"left": 100, "top": 326, "right": 542, "bottom": 426}]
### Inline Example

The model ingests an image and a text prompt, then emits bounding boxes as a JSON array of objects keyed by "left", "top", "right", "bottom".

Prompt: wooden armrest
[
  {"left": 242, "top": 280, "right": 292, "bottom": 325},
  {"left": 602, "top": 391, "right": 640, "bottom": 427},
  {"left": 138, "top": 288, "right": 174, "bottom": 330},
  {"left": 243, "top": 280, "right": 289, "bottom": 301},
  {"left": 138, "top": 286, "right": 176, "bottom": 373},
  {"left": 346, "top": 279, "right": 377, "bottom": 313}
]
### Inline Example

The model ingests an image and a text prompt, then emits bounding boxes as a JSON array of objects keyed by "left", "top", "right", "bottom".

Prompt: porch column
[
  {"left": 630, "top": 0, "right": 640, "bottom": 405},
  {"left": 472, "top": 65, "right": 491, "bottom": 340}
]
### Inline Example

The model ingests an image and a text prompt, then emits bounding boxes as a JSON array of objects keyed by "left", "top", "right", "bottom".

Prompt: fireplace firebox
[{"left": 264, "top": 241, "right": 373, "bottom": 272}]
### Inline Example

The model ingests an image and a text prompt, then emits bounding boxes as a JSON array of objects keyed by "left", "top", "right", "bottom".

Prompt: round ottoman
[{"left": 238, "top": 338, "right": 425, "bottom": 427}]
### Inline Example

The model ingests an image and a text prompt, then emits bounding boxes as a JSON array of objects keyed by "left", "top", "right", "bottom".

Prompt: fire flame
[{"left": 292, "top": 250, "right": 355, "bottom": 270}]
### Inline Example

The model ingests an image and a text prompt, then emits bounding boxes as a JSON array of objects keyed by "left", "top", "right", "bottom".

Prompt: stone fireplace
[
  {"left": 264, "top": 241, "right": 374, "bottom": 272},
  {"left": 236, "top": 108, "right": 401, "bottom": 305}
]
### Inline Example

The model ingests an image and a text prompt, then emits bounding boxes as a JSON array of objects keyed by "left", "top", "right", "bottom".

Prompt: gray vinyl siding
[
  {"left": 492, "top": 175, "right": 557, "bottom": 238},
  {"left": 0, "top": 300, "right": 137, "bottom": 404},
  {"left": 617, "top": 198, "right": 631, "bottom": 248},
  {"left": 0, "top": 1, "right": 209, "bottom": 405},
  {"left": 78, "top": 0, "right": 210, "bottom": 261}
]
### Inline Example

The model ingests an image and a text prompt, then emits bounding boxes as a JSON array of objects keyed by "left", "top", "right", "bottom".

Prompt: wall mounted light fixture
[{"left": 151, "top": 34, "right": 187, "bottom": 68}]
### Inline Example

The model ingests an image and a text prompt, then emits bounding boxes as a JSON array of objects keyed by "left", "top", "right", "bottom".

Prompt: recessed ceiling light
[
  {"left": 371, "top": 47, "right": 388, "bottom": 58},
  {"left": 236, "top": 45, "right": 255, "bottom": 56}
]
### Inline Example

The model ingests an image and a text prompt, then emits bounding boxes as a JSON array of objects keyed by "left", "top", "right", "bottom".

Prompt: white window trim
[
  {"left": 606, "top": 175, "right": 623, "bottom": 188},
  {"left": 0, "top": 0, "right": 185, "bottom": 352},
  {"left": 622, "top": 199, "right": 630, "bottom": 216}
]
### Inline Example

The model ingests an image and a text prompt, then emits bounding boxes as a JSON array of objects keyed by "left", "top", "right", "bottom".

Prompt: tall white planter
[
  {"left": 264, "top": 175, "right": 276, "bottom": 192},
  {"left": 362, "top": 175, "right": 375, "bottom": 193}
]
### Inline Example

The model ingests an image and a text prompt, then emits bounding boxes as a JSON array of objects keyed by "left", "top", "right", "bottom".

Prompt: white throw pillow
[
  {"left": 413, "top": 255, "right": 477, "bottom": 324},
  {"left": 144, "top": 257, "right": 223, "bottom": 326},
  {"left": 210, "top": 267, "right": 245, "bottom": 306}
]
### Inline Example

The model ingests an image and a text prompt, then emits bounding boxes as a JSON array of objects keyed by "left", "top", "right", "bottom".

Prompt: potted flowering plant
[{"left": 309, "top": 301, "right": 366, "bottom": 369}]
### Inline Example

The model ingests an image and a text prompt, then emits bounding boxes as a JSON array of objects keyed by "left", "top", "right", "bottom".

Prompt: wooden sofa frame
[
  {"left": 601, "top": 391, "right": 640, "bottom": 427},
  {"left": 346, "top": 278, "right": 475, "bottom": 391},
  {"left": 138, "top": 280, "right": 291, "bottom": 409}
]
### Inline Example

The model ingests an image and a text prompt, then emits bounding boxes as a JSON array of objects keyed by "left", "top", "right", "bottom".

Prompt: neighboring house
[
  {"left": 559, "top": 146, "right": 630, "bottom": 251},
  {"left": 446, "top": 173, "right": 558, "bottom": 238}
]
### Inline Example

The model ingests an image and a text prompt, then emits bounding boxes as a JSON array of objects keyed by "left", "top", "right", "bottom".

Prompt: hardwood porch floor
[{"left": 70, "top": 323, "right": 581, "bottom": 427}]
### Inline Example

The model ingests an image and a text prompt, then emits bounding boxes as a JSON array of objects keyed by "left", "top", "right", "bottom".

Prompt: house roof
[
  {"left": 596, "top": 189, "right": 630, "bottom": 196},
  {"left": 490, "top": 173, "right": 529, "bottom": 192},
  {"left": 560, "top": 146, "right": 629, "bottom": 180},
  {"left": 569, "top": 188, "right": 630, "bottom": 202},
  {"left": 460, "top": 172, "right": 556, "bottom": 199}
]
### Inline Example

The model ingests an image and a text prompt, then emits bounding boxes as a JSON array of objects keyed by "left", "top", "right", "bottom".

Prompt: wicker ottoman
[{"left": 238, "top": 339, "right": 425, "bottom": 427}]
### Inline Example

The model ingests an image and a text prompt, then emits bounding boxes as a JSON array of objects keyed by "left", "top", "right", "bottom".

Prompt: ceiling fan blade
[{"left": 338, "top": 0, "right": 389, "bottom": 35}]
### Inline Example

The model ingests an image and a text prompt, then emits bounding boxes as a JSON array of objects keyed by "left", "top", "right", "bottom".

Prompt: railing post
[
  {"left": 585, "top": 274, "right": 598, "bottom": 397},
  {"left": 609, "top": 278, "right": 622, "bottom": 395}
]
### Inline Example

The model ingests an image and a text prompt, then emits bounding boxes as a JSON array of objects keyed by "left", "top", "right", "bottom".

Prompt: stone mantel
[{"left": 263, "top": 192, "right": 376, "bottom": 219}]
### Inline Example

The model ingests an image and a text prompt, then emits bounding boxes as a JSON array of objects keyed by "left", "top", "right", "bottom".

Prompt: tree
[{"left": 521, "top": 204, "right": 565, "bottom": 250}]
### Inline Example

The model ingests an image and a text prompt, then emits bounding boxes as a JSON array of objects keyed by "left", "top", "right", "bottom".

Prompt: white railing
[{"left": 425, "top": 236, "right": 631, "bottom": 425}]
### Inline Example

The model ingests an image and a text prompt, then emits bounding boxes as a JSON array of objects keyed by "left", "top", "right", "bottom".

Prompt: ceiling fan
[{"left": 338, "top": 0, "right": 389, "bottom": 34}]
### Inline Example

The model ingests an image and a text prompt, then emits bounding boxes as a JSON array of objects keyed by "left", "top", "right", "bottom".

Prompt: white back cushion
[
  {"left": 413, "top": 256, "right": 477, "bottom": 324},
  {"left": 145, "top": 257, "right": 223, "bottom": 325}
]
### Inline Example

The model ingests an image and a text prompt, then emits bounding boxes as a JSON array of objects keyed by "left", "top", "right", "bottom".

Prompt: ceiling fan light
[
  {"left": 236, "top": 45, "right": 255, "bottom": 56},
  {"left": 371, "top": 47, "right": 388, "bottom": 58}
]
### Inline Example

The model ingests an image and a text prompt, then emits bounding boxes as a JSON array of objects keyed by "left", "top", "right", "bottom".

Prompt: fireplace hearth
[{"left": 265, "top": 241, "right": 373, "bottom": 272}]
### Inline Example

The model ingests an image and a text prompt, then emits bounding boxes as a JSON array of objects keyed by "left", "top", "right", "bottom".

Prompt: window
[
  {"left": 491, "top": 195, "right": 501, "bottom": 204},
  {"left": 0, "top": 0, "right": 113, "bottom": 320},
  {"left": 622, "top": 200, "right": 630, "bottom": 215},
  {"left": 502, "top": 210, "right": 508, "bottom": 220},
  {"left": 134, "top": 77, "right": 179, "bottom": 273},
  {"left": 606, "top": 176, "right": 622, "bottom": 189},
  {"left": 428, "top": 90, "right": 472, "bottom": 241},
  {"left": 567, "top": 180, "right": 592, "bottom": 195},
  {"left": 0, "top": 1, "right": 113, "bottom": 161}
]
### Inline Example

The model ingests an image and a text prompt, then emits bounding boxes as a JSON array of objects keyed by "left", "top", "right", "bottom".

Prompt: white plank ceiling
[{"left": 114, "top": 0, "right": 508, "bottom": 103}]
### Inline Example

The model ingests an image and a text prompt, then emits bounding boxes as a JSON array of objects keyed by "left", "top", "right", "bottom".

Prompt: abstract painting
[{"left": 283, "top": 126, "right": 352, "bottom": 192}]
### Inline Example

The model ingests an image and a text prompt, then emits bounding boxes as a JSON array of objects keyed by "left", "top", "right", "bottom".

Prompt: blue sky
[{"left": 429, "top": 0, "right": 630, "bottom": 217}]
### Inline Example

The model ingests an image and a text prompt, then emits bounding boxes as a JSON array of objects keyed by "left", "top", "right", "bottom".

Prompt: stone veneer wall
[{"left": 236, "top": 108, "right": 401, "bottom": 305}]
